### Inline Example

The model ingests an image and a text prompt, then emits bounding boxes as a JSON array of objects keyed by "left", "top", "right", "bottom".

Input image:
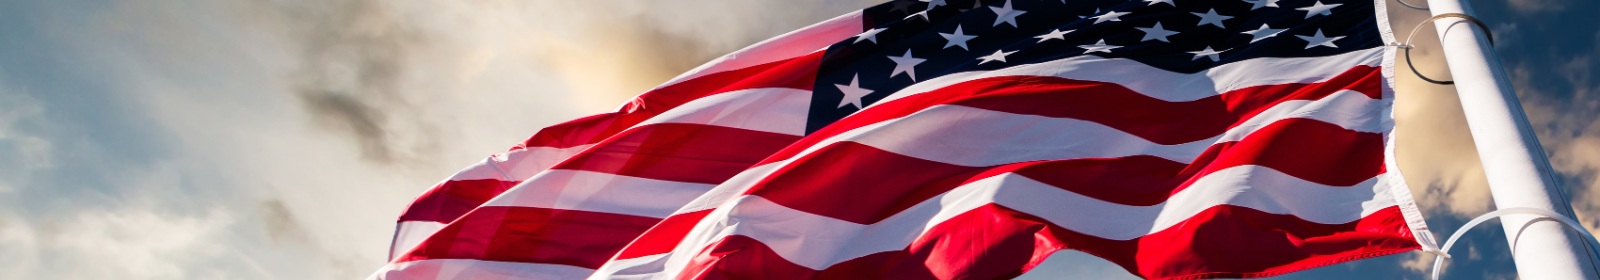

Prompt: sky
[{"left": 0, "top": 0, "right": 1595, "bottom": 279}]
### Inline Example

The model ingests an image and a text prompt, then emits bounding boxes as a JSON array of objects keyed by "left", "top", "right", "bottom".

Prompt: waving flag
[{"left": 377, "top": 0, "right": 1436, "bottom": 279}]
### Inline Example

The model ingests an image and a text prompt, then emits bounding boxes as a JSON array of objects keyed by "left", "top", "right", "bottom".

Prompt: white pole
[{"left": 1421, "top": 0, "right": 1600, "bottom": 278}]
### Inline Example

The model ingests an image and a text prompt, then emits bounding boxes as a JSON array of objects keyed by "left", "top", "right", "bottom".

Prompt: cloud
[
  {"left": 9, "top": 210, "right": 236, "bottom": 279},
  {"left": 1491, "top": 22, "right": 1520, "bottom": 51},
  {"left": 267, "top": 0, "right": 435, "bottom": 164},
  {"left": 1399, "top": 251, "right": 1439, "bottom": 276},
  {"left": 258, "top": 199, "right": 315, "bottom": 246},
  {"left": 238, "top": 0, "right": 882, "bottom": 164},
  {"left": 0, "top": 77, "right": 54, "bottom": 194},
  {"left": 1521, "top": 56, "right": 1600, "bottom": 234},
  {"left": 0, "top": 160, "right": 259, "bottom": 280},
  {"left": 1502, "top": 0, "right": 1564, "bottom": 15},
  {"left": 518, "top": 1, "right": 880, "bottom": 110},
  {"left": 0, "top": 1, "right": 875, "bottom": 279}
]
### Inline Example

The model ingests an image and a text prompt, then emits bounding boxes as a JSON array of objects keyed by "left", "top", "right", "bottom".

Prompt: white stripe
[
  {"left": 484, "top": 169, "right": 714, "bottom": 218},
  {"left": 657, "top": 11, "right": 861, "bottom": 88},
  {"left": 636, "top": 88, "right": 812, "bottom": 136},
  {"left": 801, "top": 90, "right": 1383, "bottom": 166},
  {"left": 390, "top": 221, "right": 445, "bottom": 261},
  {"left": 676, "top": 162, "right": 787, "bottom": 214},
  {"left": 876, "top": 48, "right": 1383, "bottom": 106},
  {"left": 446, "top": 145, "right": 594, "bottom": 181},
  {"left": 609, "top": 165, "right": 1396, "bottom": 275},
  {"left": 588, "top": 253, "right": 670, "bottom": 280},
  {"left": 370, "top": 258, "right": 594, "bottom": 280}
]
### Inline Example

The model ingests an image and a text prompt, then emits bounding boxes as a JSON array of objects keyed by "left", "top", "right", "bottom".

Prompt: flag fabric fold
[{"left": 376, "top": 0, "right": 1435, "bottom": 279}]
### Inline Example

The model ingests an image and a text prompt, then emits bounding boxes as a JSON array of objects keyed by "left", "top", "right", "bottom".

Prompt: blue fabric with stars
[{"left": 805, "top": 0, "right": 1380, "bottom": 133}]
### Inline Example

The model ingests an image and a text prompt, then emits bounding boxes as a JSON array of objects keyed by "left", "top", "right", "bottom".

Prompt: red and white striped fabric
[
  {"left": 591, "top": 49, "right": 1432, "bottom": 279},
  {"left": 376, "top": 0, "right": 1439, "bottom": 279},
  {"left": 376, "top": 10, "right": 868, "bottom": 279}
]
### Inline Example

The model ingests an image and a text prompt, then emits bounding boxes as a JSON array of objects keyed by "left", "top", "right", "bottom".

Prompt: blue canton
[{"left": 805, "top": 0, "right": 1381, "bottom": 133}]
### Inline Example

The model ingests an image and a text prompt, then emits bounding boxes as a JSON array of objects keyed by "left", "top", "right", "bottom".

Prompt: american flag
[{"left": 375, "top": 0, "right": 1436, "bottom": 278}]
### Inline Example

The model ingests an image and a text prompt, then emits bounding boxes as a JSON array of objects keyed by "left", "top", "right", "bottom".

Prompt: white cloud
[
  {"left": 1399, "top": 251, "right": 1438, "bottom": 275},
  {"left": 0, "top": 77, "right": 54, "bottom": 193},
  {"left": 28, "top": 210, "right": 234, "bottom": 279},
  {"left": 0, "top": 163, "right": 248, "bottom": 280}
]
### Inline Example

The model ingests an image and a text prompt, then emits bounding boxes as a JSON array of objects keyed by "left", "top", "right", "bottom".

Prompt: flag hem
[{"left": 1373, "top": 0, "right": 1442, "bottom": 253}]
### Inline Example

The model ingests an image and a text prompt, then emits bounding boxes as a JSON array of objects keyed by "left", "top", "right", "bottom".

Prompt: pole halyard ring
[{"left": 1402, "top": 13, "right": 1496, "bottom": 85}]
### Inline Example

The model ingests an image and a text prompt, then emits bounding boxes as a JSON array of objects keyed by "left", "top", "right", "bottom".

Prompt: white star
[
  {"left": 1078, "top": 39, "right": 1121, "bottom": 54},
  {"left": 887, "top": 50, "right": 927, "bottom": 80},
  {"left": 1295, "top": 29, "right": 1344, "bottom": 49},
  {"left": 1191, "top": 9, "right": 1232, "bottom": 28},
  {"left": 1189, "top": 46, "right": 1226, "bottom": 61},
  {"left": 1136, "top": 22, "right": 1180, "bottom": 42},
  {"left": 1080, "top": 8, "right": 1100, "bottom": 19},
  {"left": 1243, "top": 0, "right": 1280, "bottom": 10},
  {"left": 853, "top": 28, "right": 887, "bottom": 44},
  {"left": 988, "top": 0, "right": 1026, "bottom": 27},
  {"left": 1034, "top": 28, "right": 1072, "bottom": 43},
  {"left": 835, "top": 74, "right": 874, "bottom": 109},
  {"left": 939, "top": 25, "right": 978, "bottom": 50},
  {"left": 922, "top": 0, "right": 946, "bottom": 9},
  {"left": 1241, "top": 24, "right": 1285, "bottom": 43},
  {"left": 1092, "top": 10, "right": 1131, "bottom": 24},
  {"left": 1296, "top": 1, "right": 1342, "bottom": 18},
  {"left": 977, "top": 49, "right": 1017, "bottom": 65},
  {"left": 1144, "top": 0, "right": 1176, "bottom": 7}
]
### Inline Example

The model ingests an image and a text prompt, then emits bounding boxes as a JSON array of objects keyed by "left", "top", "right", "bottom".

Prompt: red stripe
[
  {"left": 396, "top": 206, "right": 662, "bottom": 269},
  {"left": 761, "top": 65, "right": 1382, "bottom": 165},
  {"left": 675, "top": 205, "right": 1417, "bottom": 280},
  {"left": 518, "top": 52, "right": 823, "bottom": 150},
  {"left": 551, "top": 123, "right": 802, "bottom": 184},
  {"left": 745, "top": 118, "right": 1382, "bottom": 224},
  {"left": 616, "top": 209, "right": 717, "bottom": 260},
  {"left": 397, "top": 179, "right": 517, "bottom": 223}
]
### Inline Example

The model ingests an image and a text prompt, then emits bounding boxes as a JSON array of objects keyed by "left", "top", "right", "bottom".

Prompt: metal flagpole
[{"left": 1421, "top": 0, "right": 1600, "bottom": 278}]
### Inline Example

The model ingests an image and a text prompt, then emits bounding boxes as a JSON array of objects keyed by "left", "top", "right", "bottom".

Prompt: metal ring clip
[{"left": 1401, "top": 13, "right": 1495, "bottom": 85}]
